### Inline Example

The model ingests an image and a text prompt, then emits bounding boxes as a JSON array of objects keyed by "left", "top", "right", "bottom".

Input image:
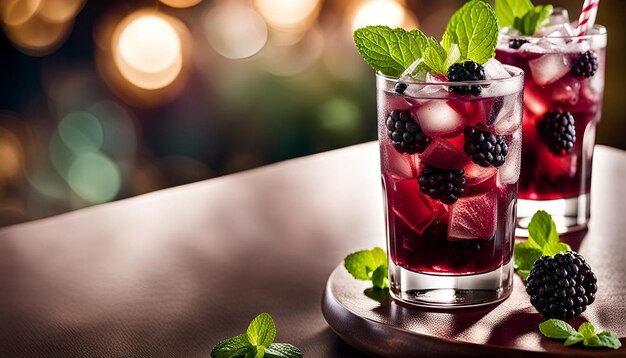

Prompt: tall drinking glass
[
  {"left": 496, "top": 26, "right": 607, "bottom": 235},
  {"left": 378, "top": 67, "right": 524, "bottom": 307}
]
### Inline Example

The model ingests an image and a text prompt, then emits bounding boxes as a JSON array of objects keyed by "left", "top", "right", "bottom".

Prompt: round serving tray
[{"left": 322, "top": 255, "right": 625, "bottom": 357}]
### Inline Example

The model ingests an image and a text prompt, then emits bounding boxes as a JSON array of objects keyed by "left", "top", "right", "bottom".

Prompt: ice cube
[
  {"left": 497, "top": 129, "right": 522, "bottom": 185},
  {"left": 484, "top": 59, "right": 511, "bottom": 80},
  {"left": 524, "top": 86, "right": 549, "bottom": 116},
  {"left": 404, "top": 72, "right": 449, "bottom": 98},
  {"left": 448, "top": 192, "right": 498, "bottom": 240},
  {"left": 382, "top": 143, "right": 416, "bottom": 179},
  {"left": 549, "top": 7, "right": 569, "bottom": 25},
  {"left": 492, "top": 94, "right": 522, "bottom": 136},
  {"left": 464, "top": 162, "right": 497, "bottom": 186},
  {"left": 382, "top": 92, "right": 412, "bottom": 114},
  {"left": 580, "top": 71, "right": 604, "bottom": 102},
  {"left": 539, "top": 23, "right": 575, "bottom": 38},
  {"left": 550, "top": 77, "right": 581, "bottom": 105},
  {"left": 414, "top": 100, "right": 466, "bottom": 137},
  {"left": 419, "top": 137, "right": 470, "bottom": 170},
  {"left": 392, "top": 179, "right": 446, "bottom": 235},
  {"left": 400, "top": 58, "right": 428, "bottom": 81},
  {"left": 529, "top": 53, "right": 571, "bottom": 86},
  {"left": 539, "top": 145, "right": 577, "bottom": 178},
  {"left": 520, "top": 38, "right": 557, "bottom": 53}
]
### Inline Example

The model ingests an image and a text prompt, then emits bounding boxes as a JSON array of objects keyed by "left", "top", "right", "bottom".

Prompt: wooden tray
[{"left": 322, "top": 238, "right": 626, "bottom": 357}]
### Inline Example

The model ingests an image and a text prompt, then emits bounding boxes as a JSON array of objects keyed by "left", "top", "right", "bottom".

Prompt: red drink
[
  {"left": 377, "top": 66, "right": 524, "bottom": 305},
  {"left": 496, "top": 26, "right": 607, "bottom": 233}
]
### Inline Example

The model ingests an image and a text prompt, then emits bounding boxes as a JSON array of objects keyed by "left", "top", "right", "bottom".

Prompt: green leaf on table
[
  {"left": 211, "top": 334, "right": 253, "bottom": 358},
  {"left": 344, "top": 247, "right": 389, "bottom": 291},
  {"left": 513, "top": 211, "right": 571, "bottom": 279},
  {"left": 265, "top": 343, "right": 303, "bottom": 358},
  {"left": 539, "top": 319, "right": 577, "bottom": 339},
  {"left": 247, "top": 313, "right": 276, "bottom": 348},
  {"left": 539, "top": 320, "right": 622, "bottom": 349},
  {"left": 211, "top": 313, "right": 302, "bottom": 358},
  {"left": 589, "top": 331, "right": 623, "bottom": 349},
  {"left": 494, "top": 0, "right": 533, "bottom": 28},
  {"left": 353, "top": 26, "right": 428, "bottom": 76},
  {"left": 443, "top": 0, "right": 499, "bottom": 64},
  {"left": 528, "top": 210, "right": 558, "bottom": 247},
  {"left": 371, "top": 265, "right": 389, "bottom": 289}
]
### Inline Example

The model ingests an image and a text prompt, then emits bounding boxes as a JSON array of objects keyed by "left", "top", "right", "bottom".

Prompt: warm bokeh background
[{"left": 1, "top": 0, "right": 624, "bottom": 227}]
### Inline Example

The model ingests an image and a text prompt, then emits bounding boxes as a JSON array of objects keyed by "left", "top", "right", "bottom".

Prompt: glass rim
[
  {"left": 376, "top": 65, "right": 524, "bottom": 86},
  {"left": 498, "top": 24, "right": 606, "bottom": 40}
]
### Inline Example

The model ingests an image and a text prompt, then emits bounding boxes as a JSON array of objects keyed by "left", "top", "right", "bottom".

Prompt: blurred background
[{"left": 0, "top": 0, "right": 624, "bottom": 227}]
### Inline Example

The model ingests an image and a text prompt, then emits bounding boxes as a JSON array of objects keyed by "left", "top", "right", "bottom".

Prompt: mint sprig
[
  {"left": 353, "top": 26, "right": 427, "bottom": 77},
  {"left": 443, "top": 0, "right": 499, "bottom": 64},
  {"left": 211, "top": 313, "right": 302, "bottom": 358},
  {"left": 514, "top": 210, "right": 571, "bottom": 279},
  {"left": 344, "top": 247, "right": 388, "bottom": 289},
  {"left": 353, "top": 0, "right": 498, "bottom": 76},
  {"left": 540, "top": 319, "right": 622, "bottom": 349},
  {"left": 495, "top": 0, "right": 553, "bottom": 36}
]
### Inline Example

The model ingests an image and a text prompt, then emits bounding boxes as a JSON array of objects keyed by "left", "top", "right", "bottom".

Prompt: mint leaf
[
  {"left": 371, "top": 265, "right": 389, "bottom": 289},
  {"left": 564, "top": 333, "right": 584, "bottom": 346},
  {"left": 211, "top": 334, "right": 253, "bottom": 358},
  {"left": 494, "top": 0, "right": 533, "bottom": 28},
  {"left": 247, "top": 313, "right": 276, "bottom": 348},
  {"left": 422, "top": 37, "right": 448, "bottom": 75},
  {"left": 514, "top": 241, "right": 543, "bottom": 280},
  {"left": 589, "top": 331, "right": 623, "bottom": 349},
  {"left": 513, "top": 5, "right": 553, "bottom": 36},
  {"left": 444, "top": 0, "right": 498, "bottom": 64},
  {"left": 539, "top": 320, "right": 622, "bottom": 350},
  {"left": 539, "top": 319, "right": 577, "bottom": 339},
  {"left": 344, "top": 247, "right": 387, "bottom": 281},
  {"left": 579, "top": 322, "right": 596, "bottom": 342},
  {"left": 353, "top": 26, "right": 428, "bottom": 76},
  {"left": 245, "top": 346, "right": 265, "bottom": 358},
  {"left": 542, "top": 242, "right": 571, "bottom": 256},
  {"left": 265, "top": 343, "right": 303, "bottom": 358},
  {"left": 527, "top": 210, "right": 558, "bottom": 247}
]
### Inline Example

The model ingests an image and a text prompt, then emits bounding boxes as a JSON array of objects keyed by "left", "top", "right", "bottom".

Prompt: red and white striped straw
[{"left": 575, "top": 0, "right": 600, "bottom": 36}]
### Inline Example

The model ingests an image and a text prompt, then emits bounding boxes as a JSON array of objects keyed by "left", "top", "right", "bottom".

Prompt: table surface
[{"left": 1, "top": 143, "right": 625, "bottom": 357}]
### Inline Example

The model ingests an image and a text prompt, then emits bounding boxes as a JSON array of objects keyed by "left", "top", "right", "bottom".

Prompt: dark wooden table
[{"left": 1, "top": 143, "right": 624, "bottom": 357}]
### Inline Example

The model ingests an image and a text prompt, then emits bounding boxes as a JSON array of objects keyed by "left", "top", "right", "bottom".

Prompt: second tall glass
[{"left": 496, "top": 26, "right": 607, "bottom": 235}]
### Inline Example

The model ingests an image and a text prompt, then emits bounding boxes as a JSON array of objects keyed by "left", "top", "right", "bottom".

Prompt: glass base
[
  {"left": 515, "top": 194, "right": 590, "bottom": 237},
  {"left": 389, "top": 260, "right": 514, "bottom": 308}
]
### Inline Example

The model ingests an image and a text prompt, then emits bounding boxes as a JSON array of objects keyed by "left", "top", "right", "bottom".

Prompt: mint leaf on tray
[
  {"left": 539, "top": 319, "right": 622, "bottom": 349},
  {"left": 211, "top": 313, "right": 302, "bottom": 358},
  {"left": 514, "top": 210, "right": 571, "bottom": 280},
  {"left": 344, "top": 247, "right": 388, "bottom": 289}
]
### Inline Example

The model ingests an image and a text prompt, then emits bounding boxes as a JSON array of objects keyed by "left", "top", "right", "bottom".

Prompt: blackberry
[
  {"left": 537, "top": 111, "right": 576, "bottom": 156},
  {"left": 508, "top": 38, "right": 529, "bottom": 50},
  {"left": 395, "top": 82, "right": 407, "bottom": 94},
  {"left": 386, "top": 110, "right": 431, "bottom": 154},
  {"left": 448, "top": 61, "right": 485, "bottom": 95},
  {"left": 463, "top": 127, "right": 509, "bottom": 167},
  {"left": 572, "top": 51, "right": 599, "bottom": 78},
  {"left": 526, "top": 252, "right": 598, "bottom": 319},
  {"left": 418, "top": 165, "right": 466, "bottom": 205}
]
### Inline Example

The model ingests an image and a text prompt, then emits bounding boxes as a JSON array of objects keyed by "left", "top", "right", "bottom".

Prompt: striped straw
[{"left": 575, "top": 0, "right": 600, "bottom": 36}]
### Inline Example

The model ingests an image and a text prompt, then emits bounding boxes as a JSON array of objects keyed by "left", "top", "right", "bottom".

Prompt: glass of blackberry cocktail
[
  {"left": 378, "top": 65, "right": 524, "bottom": 307},
  {"left": 496, "top": 24, "right": 607, "bottom": 234}
]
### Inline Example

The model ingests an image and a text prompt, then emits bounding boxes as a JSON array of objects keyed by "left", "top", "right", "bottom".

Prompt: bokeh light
[
  {"left": 159, "top": 0, "right": 202, "bottom": 9},
  {"left": 204, "top": 1, "right": 268, "bottom": 59},
  {"left": 0, "top": 127, "right": 23, "bottom": 179},
  {"left": 112, "top": 13, "right": 183, "bottom": 90},
  {"left": 58, "top": 111, "right": 104, "bottom": 154},
  {"left": 37, "top": 0, "right": 85, "bottom": 24},
  {"left": 0, "top": 0, "right": 40, "bottom": 26},
  {"left": 254, "top": 0, "right": 320, "bottom": 30},
  {"left": 352, "top": 0, "right": 407, "bottom": 31},
  {"left": 67, "top": 152, "right": 121, "bottom": 204}
]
